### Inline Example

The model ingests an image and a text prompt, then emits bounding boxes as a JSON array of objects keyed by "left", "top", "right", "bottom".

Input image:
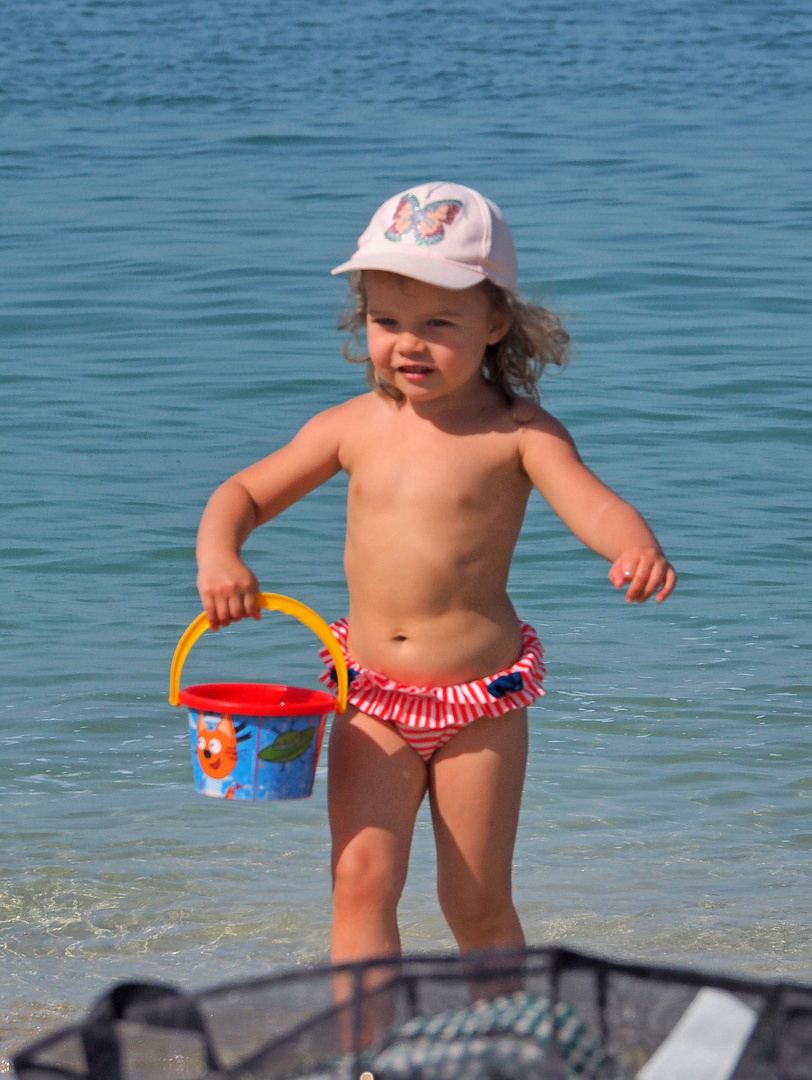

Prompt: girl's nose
[{"left": 396, "top": 331, "right": 426, "bottom": 353}]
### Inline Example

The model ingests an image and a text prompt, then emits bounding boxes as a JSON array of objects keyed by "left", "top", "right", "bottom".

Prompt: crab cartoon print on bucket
[{"left": 169, "top": 593, "right": 348, "bottom": 801}]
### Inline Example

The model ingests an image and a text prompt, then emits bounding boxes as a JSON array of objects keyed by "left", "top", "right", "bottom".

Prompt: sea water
[{"left": 1, "top": 0, "right": 810, "bottom": 1065}]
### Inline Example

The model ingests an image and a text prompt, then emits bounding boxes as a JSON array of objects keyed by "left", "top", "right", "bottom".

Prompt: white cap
[{"left": 331, "top": 182, "right": 518, "bottom": 292}]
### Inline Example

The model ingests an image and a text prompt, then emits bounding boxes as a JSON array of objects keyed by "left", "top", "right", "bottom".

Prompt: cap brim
[{"left": 331, "top": 251, "right": 486, "bottom": 290}]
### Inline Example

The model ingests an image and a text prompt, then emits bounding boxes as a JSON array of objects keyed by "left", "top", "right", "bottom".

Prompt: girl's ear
[{"left": 486, "top": 300, "right": 512, "bottom": 345}]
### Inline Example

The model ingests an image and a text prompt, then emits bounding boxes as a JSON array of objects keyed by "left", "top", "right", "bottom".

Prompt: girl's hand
[
  {"left": 609, "top": 548, "right": 677, "bottom": 604},
  {"left": 197, "top": 555, "right": 262, "bottom": 630}
]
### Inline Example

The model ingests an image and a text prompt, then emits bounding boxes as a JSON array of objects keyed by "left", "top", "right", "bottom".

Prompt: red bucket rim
[{"left": 177, "top": 682, "right": 337, "bottom": 717}]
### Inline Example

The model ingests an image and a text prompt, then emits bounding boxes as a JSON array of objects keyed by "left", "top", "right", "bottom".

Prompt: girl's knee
[
  {"left": 437, "top": 882, "right": 515, "bottom": 940},
  {"left": 332, "top": 839, "right": 405, "bottom": 911}
]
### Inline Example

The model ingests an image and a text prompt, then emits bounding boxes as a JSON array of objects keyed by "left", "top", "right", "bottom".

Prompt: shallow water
[{"left": 1, "top": 0, "right": 811, "bottom": 1066}]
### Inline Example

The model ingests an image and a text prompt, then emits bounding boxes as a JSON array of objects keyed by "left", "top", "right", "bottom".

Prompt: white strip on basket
[{"left": 637, "top": 987, "right": 759, "bottom": 1080}]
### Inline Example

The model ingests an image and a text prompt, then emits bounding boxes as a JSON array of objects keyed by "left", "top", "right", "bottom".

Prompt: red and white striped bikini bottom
[{"left": 319, "top": 619, "right": 545, "bottom": 762}]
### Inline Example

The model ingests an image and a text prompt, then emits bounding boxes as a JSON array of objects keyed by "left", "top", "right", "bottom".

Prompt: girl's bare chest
[{"left": 345, "top": 429, "right": 528, "bottom": 510}]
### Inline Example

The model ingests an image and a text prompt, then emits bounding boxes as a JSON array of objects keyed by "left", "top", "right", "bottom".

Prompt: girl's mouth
[{"left": 398, "top": 365, "right": 434, "bottom": 381}]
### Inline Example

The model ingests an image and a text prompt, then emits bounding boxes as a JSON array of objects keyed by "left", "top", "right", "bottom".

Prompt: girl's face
[{"left": 364, "top": 271, "right": 509, "bottom": 405}]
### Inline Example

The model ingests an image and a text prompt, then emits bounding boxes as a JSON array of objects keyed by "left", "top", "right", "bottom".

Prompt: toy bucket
[{"left": 169, "top": 593, "right": 347, "bottom": 801}]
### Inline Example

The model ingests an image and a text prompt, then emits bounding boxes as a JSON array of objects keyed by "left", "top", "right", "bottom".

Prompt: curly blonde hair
[{"left": 338, "top": 271, "right": 569, "bottom": 405}]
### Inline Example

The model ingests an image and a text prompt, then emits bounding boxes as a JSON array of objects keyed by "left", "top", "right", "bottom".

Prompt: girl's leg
[
  {"left": 328, "top": 705, "right": 428, "bottom": 965},
  {"left": 429, "top": 707, "right": 528, "bottom": 955}
]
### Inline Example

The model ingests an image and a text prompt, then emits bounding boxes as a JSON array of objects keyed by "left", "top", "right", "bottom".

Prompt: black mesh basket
[{"left": 13, "top": 946, "right": 812, "bottom": 1080}]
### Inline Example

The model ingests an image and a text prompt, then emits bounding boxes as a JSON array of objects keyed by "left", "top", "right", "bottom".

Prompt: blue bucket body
[{"left": 189, "top": 709, "right": 326, "bottom": 801}]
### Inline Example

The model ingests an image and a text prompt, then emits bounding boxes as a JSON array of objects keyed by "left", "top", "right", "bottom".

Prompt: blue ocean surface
[{"left": 1, "top": 0, "right": 810, "bottom": 1065}]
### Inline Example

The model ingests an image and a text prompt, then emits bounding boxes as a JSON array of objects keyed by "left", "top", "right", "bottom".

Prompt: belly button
[{"left": 393, "top": 634, "right": 407, "bottom": 642}]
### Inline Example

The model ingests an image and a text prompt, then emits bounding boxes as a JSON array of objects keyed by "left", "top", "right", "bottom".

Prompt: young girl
[{"left": 196, "top": 182, "right": 676, "bottom": 969}]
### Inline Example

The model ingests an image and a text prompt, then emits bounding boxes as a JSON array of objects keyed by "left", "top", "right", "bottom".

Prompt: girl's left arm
[{"left": 519, "top": 413, "right": 677, "bottom": 603}]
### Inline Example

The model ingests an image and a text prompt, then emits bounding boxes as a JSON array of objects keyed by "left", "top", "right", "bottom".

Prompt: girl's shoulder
[
  {"left": 302, "top": 390, "right": 380, "bottom": 423},
  {"left": 510, "top": 400, "right": 580, "bottom": 467},
  {"left": 301, "top": 391, "right": 382, "bottom": 427},
  {"left": 510, "top": 398, "right": 571, "bottom": 437},
  {"left": 293, "top": 392, "right": 390, "bottom": 448}
]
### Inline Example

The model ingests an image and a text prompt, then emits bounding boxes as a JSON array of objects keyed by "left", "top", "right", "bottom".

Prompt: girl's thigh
[
  {"left": 327, "top": 706, "right": 428, "bottom": 885},
  {"left": 428, "top": 707, "right": 528, "bottom": 900}
]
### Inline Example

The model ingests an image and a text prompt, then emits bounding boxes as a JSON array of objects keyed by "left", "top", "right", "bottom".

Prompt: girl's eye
[
  {"left": 371, "top": 317, "right": 396, "bottom": 327},
  {"left": 428, "top": 319, "right": 452, "bottom": 328}
]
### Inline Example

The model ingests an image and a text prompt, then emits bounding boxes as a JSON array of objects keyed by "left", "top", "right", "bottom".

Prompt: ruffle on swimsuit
[{"left": 319, "top": 619, "right": 545, "bottom": 738}]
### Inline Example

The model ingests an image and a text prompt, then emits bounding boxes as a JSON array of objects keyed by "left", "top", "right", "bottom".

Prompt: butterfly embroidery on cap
[{"left": 384, "top": 194, "right": 463, "bottom": 246}]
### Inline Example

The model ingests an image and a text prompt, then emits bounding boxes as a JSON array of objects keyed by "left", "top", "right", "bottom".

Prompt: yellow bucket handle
[{"left": 169, "top": 592, "right": 347, "bottom": 713}]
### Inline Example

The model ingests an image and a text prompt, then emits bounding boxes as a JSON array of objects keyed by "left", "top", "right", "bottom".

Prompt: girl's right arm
[{"left": 196, "top": 406, "right": 346, "bottom": 629}]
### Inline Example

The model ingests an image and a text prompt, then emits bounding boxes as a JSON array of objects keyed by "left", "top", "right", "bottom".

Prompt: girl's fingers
[
  {"left": 243, "top": 592, "right": 262, "bottom": 620},
  {"left": 629, "top": 560, "right": 677, "bottom": 603},
  {"left": 208, "top": 587, "right": 260, "bottom": 628},
  {"left": 624, "top": 560, "right": 650, "bottom": 602},
  {"left": 636, "top": 561, "right": 665, "bottom": 603},
  {"left": 215, "top": 595, "right": 233, "bottom": 627},
  {"left": 655, "top": 565, "right": 678, "bottom": 603},
  {"left": 197, "top": 559, "right": 260, "bottom": 628},
  {"left": 609, "top": 558, "right": 633, "bottom": 589},
  {"left": 204, "top": 592, "right": 236, "bottom": 629},
  {"left": 610, "top": 552, "right": 676, "bottom": 603}
]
